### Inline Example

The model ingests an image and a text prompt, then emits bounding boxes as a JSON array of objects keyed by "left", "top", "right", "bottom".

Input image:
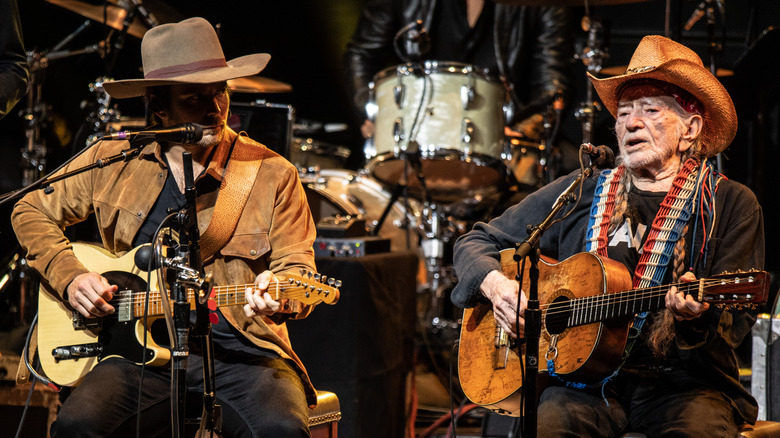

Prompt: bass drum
[{"left": 302, "top": 169, "right": 421, "bottom": 252}]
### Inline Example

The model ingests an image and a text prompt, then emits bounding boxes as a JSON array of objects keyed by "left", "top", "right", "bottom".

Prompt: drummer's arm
[
  {"left": 527, "top": 7, "right": 574, "bottom": 113},
  {"left": 343, "top": 0, "right": 399, "bottom": 122}
]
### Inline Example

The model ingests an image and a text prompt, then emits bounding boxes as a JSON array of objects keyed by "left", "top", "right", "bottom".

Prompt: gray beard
[{"left": 196, "top": 126, "right": 224, "bottom": 148}]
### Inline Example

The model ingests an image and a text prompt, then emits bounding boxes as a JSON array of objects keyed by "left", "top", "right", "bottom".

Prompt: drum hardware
[
  {"left": 574, "top": 15, "right": 608, "bottom": 145},
  {"left": 301, "top": 169, "right": 422, "bottom": 253}
]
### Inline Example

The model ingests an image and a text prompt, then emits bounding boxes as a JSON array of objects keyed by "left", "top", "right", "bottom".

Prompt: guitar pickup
[
  {"left": 72, "top": 313, "right": 101, "bottom": 331},
  {"left": 51, "top": 343, "right": 103, "bottom": 361}
]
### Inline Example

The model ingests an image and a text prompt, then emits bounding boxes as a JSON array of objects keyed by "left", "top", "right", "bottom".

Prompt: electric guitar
[
  {"left": 458, "top": 249, "right": 769, "bottom": 416},
  {"left": 38, "top": 242, "right": 341, "bottom": 387}
]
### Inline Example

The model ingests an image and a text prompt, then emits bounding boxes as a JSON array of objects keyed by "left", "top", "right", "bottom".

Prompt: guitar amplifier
[
  {"left": 228, "top": 100, "right": 294, "bottom": 159},
  {"left": 314, "top": 237, "right": 390, "bottom": 257}
]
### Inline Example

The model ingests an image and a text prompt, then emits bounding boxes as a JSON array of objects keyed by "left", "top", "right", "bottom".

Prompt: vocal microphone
[
  {"left": 581, "top": 143, "right": 615, "bottom": 169},
  {"left": 127, "top": 0, "right": 159, "bottom": 29},
  {"left": 684, "top": 1, "right": 707, "bottom": 31},
  {"left": 98, "top": 123, "right": 204, "bottom": 145}
]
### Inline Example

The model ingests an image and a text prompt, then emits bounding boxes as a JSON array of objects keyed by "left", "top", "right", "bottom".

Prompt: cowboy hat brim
[
  {"left": 103, "top": 53, "right": 271, "bottom": 99},
  {"left": 588, "top": 48, "right": 737, "bottom": 157}
]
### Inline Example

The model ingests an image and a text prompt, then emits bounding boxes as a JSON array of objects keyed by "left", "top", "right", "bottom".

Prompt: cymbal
[
  {"left": 599, "top": 65, "right": 735, "bottom": 78},
  {"left": 492, "top": 0, "right": 647, "bottom": 5},
  {"left": 46, "top": 0, "right": 182, "bottom": 39},
  {"left": 227, "top": 76, "right": 293, "bottom": 94}
]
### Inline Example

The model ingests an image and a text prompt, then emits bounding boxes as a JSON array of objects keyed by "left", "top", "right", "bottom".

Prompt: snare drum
[
  {"left": 301, "top": 169, "right": 421, "bottom": 252},
  {"left": 366, "top": 61, "right": 508, "bottom": 202}
]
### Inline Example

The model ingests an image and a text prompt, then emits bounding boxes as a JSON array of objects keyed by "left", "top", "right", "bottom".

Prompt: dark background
[{"left": 0, "top": 0, "right": 778, "bottom": 340}]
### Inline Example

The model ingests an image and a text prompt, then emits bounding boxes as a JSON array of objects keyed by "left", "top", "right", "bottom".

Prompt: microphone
[
  {"left": 127, "top": 0, "right": 159, "bottom": 29},
  {"left": 684, "top": 1, "right": 707, "bottom": 31},
  {"left": 98, "top": 123, "right": 204, "bottom": 145},
  {"left": 395, "top": 20, "right": 430, "bottom": 62},
  {"left": 581, "top": 143, "right": 615, "bottom": 169}
]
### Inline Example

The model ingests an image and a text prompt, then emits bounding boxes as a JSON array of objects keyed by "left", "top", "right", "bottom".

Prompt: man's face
[
  {"left": 161, "top": 82, "right": 230, "bottom": 147},
  {"left": 615, "top": 96, "right": 688, "bottom": 174}
]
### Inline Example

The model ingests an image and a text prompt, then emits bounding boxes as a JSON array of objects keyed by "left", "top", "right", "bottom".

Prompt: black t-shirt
[
  {"left": 132, "top": 155, "right": 266, "bottom": 356},
  {"left": 605, "top": 187, "right": 683, "bottom": 368}
]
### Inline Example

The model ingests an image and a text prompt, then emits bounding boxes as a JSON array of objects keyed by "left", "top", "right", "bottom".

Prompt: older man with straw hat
[
  {"left": 451, "top": 35, "right": 764, "bottom": 437},
  {"left": 13, "top": 17, "right": 318, "bottom": 437}
]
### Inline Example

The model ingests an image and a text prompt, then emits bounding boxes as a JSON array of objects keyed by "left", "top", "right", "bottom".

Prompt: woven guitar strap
[
  {"left": 199, "top": 133, "right": 265, "bottom": 262},
  {"left": 547, "top": 158, "right": 701, "bottom": 394}
]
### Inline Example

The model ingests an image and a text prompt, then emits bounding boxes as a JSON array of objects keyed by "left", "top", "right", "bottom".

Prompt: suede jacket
[{"left": 11, "top": 128, "right": 320, "bottom": 406}]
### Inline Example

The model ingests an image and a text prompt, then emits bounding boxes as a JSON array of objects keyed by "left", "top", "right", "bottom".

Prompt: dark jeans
[
  {"left": 536, "top": 369, "right": 739, "bottom": 438},
  {"left": 51, "top": 351, "right": 310, "bottom": 438}
]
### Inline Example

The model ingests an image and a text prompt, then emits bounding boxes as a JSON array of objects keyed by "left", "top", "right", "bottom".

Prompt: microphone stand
[
  {"left": 0, "top": 137, "right": 152, "bottom": 205},
  {"left": 514, "top": 166, "right": 594, "bottom": 438},
  {"left": 168, "top": 152, "right": 220, "bottom": 437}
]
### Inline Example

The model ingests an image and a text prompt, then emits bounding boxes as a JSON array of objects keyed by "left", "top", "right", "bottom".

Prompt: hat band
[
  {"left": 618, "top": 79, "right": 704, "bottom": 115},
  {"left": 145, "top": 57, "right": 229, "bottom": 80}
]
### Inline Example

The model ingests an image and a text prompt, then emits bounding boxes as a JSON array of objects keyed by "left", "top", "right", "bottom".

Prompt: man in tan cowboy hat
[
  {"left": 12, "top": 17, "right": 319, "bottom": 437},
  {"left": 451, "top": 35, "right": 764, "bottom": 437}
]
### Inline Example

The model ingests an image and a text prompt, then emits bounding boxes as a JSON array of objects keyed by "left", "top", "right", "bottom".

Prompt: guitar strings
[
  {"left": 95, "top": 281, "right": 335, "bottom": 322},
  {"left": 539, "top": 277, "right": 758, "bottom": 319}
]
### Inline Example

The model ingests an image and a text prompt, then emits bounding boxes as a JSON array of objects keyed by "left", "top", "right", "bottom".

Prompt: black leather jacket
[{"left": 343, "top": 0, "right": 574, "bottom": 124}]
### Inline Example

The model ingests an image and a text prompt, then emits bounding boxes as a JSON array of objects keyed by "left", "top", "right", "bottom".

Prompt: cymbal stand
[
  {"left": 4, "top": 25, "right": 109, "bottom": 327},
  {"left": 574, "top": 15, "right": 608, "bottom": 145},
  {"left": 80, "top": 77, "right": 123, "bottom": 147},
  {"left": 417, "top": 203, "right": 458, "bottom": 332}
]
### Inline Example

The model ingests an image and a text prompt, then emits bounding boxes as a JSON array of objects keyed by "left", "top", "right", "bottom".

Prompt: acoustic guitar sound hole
[{"left": 545, "top": 296, "right": 571, "bottom": 335}]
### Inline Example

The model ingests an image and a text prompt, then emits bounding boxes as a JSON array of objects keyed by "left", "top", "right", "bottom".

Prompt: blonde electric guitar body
[{"left": 38, "top": 243, "right": 340, "bottom": 387}]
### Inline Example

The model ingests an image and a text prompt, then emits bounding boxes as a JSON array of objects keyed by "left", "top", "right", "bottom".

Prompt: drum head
[
  {"left": 368, "top": 61, "right": 507, "bottom": 201},
  {"left": 302, "top": 170, "right": 421, "bottom": 252}
]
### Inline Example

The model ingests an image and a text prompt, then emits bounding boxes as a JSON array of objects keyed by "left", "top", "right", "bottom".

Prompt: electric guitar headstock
[{"left": 275, "top": 270, "right": 341, "bottom": 305}]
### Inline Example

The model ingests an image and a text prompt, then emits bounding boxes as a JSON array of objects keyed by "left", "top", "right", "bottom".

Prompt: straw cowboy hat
[
  {"left": 103, "top": 17, "right": 270, "bottom": 99},
  {"left": 589, "top": 35, "right": 737, "bottom": 157}
]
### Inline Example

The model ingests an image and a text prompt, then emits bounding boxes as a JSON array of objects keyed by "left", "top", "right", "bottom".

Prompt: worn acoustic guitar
[
  {"left": 458, "top": 249, "right": 769, "bottom": 416},
  {"left": 38, "top": 242, "right": 341, "bottom": 387}
]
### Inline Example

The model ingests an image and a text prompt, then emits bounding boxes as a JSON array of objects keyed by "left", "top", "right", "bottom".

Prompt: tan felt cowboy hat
[
  {"left": 588, "top": 35, "right": 737, "bottom": 157},
  {"left": 103, "top": 17, "right": 270, "bottom": 99}
]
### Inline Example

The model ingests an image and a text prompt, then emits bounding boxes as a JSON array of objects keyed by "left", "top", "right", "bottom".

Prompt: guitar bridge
[{"left": 493, "top": 326, "right": 510, "bottom": 370}]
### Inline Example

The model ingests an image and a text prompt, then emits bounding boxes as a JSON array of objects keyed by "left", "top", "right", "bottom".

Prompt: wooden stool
[
  {"left": 310, "top": 390, "right": 341, "bottom": 438},
  {"left": 620, "top": 421, "right": 780, "bottom": 438}
]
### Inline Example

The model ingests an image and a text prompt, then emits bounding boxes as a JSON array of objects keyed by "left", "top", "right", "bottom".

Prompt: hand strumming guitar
[
  {"left": 480, "top": 270, "right": 528, "bottom": 338},
  {"left": 67, "top": 272, "right": 118, "bottom": 318}
]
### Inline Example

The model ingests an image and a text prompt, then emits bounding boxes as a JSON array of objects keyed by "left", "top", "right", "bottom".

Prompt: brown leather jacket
[{"left": 11, "top": 128, "right": 320, "bottom": 405}]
